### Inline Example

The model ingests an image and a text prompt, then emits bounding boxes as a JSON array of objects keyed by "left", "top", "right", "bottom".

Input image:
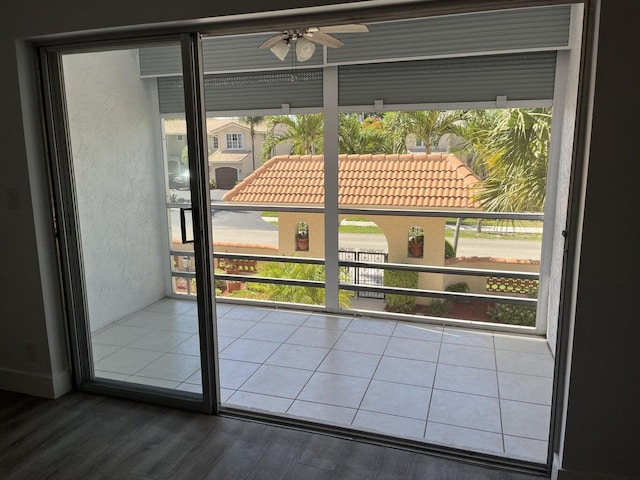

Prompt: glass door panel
[{"left": 60, "top": 44, "right": 204, "bottom": 394}]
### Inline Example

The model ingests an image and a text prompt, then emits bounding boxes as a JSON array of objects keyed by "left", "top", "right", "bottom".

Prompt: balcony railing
[{"left": 168, "top": 201, "right": 543, "bottom": 334}]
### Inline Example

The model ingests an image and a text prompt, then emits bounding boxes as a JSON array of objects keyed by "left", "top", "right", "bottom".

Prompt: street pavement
[{"left": 170, "top": 189, "right": 542, "bottom": 260}]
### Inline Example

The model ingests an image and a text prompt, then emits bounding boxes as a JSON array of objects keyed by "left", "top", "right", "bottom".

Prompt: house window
[
  {"left": 415, "top": 139, "right": 425, "bottom": 147},
  {"left": 212, "top": 135, "right": 219, "bottom": 150},
  {"left": 226, "top": 132, "right": 243, "bottom": 150},
  {"left": 177, "top": 135, "right": 184, "bottom": 141}
]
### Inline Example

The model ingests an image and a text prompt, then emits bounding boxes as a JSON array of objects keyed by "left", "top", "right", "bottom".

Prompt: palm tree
[
  {"left": 380, "top": 110, "right": 462, "bottom": 154},
  {"left": 338, "top": 113, "right": 392, "bottom": 154},
  {"left": 230, "top": 261, "right": 352, "bottom": 307},
  {"left": 456, "top": 108, "right": 551, "bottom": 213},
  {"left": 239, "top": 115, "right": 264, "bottom": 172},
  {"left": 261, "top": 114, "right": 324, "bottom": 161}
]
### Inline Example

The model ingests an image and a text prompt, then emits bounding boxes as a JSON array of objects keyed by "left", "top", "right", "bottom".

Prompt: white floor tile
[
  {"left": 128, "top": 330, "right": 193, "bottom": 352},
  {"left": 227, "top": 391, "right": 294, "bottom": 413},
  {"left": 360, "top": 380, "right": 431, "bottom": 420},
  {"left": 177, "top": 383, "right": 203, "bottom": 394},
  {"left": 221, "top": 305, "right": 271, "bottom": 322},
  {"left": 134, "top": 353, "right": 201, "bottom": 382},
  {"left": 298, "top": 372, "right": 370, "bottom": 408},
  {"left": 495, "top": 350, "right": 554, "bottom": 377},
  {"left": 144, "top": 298, "right": 196, "bottom": 314},
  {"left": 333, "top": 331, "right": 390, "bottom": 355},
  {"left": 303, "top": 314, "right": 352, "bottom": 331},
  {"left": 352, "top": 410, "right": 425, "bottom": 440},
  {"left": 87, "top": 303, "right": 554, "bottom": 463},
  {"left": 393, "top": 322, "right": 443, "bottom": 342},
  {"left": 238, "top": 364, "right": 313, "bottom": 399},
  {"left": 498, "top": 371, "right": 553, "bottom": 405},
  {"left": 500, "top": 399, "right": 551, "bottom": 440},
  {"left": 118, "top": 311, "right": 178, "bottom": 329},
  {"left": 285, "top": 326, "right": 344, "bottom": 348},
  {"left": 171, "top": 335, "right": 201, "bottom": 355},
  {"left": 503, "top": 435, "right": 548, "bottom": 463},
  {"left": 216, "top": 318, "right": 256, "bottom": 337},
  {"left": 91, "top": 325, "right": 151, "bottom": 347},
  {"left": 260, "top": 310, "right": 310, "bottom": 326},
  {"left": 428, "top": 390, "right": 502, "bottom": 433},
  {"left": 438, "top": 343, "right": 496, "bottom": 370},
  {"left": 241, "top": 322, "right": 298, "bottom": 343},
  {"left": 265, "top": 344, "right": 330, "bottom": 371},
  {"left": 425, "top": 422, "right": 504, "bottom": 455},
  {"left": 373, "top": 356, "right": 436, "bottom": 388},
  {"left": 384, "top": 337, "right": 440, "bottom": 362},
  {"left": 91, "top": 343, "right": 120, "bottom": 362},
  {"left": 346, "top": 318, "right": 396, "bottom": 336},
  {"left": 442, "top": 327, "right": 494, "bottom": 348},
  {"left": 158, "top": 313, "right": 199, "bottom": 333},
  {"left": 318, "top": 350, "right": 381, "bottom": 378},
  {"left": 219, "top": 338, "right": 280, "bottom": 363},
  {"left": 126, "top": 376, "right": 180, "bottom": 389},
  {"left": 94, "top": 347, "right": 163, "bottom": 375},
  {"left": 434, "top": 364, "right": 499, "bottom": 397},
  {"left": 94, "top": 370, "right": 129, "bottom": 381},
  {"left": 494, "top": 333, "right": 552, "bottom": 355},
  {"left": 218, "top": 359, "right": 260, "bottom": 390},
  {"left": 287, "top": 400, "right": 357, "bottom": 426},
  {"left": 184, "top": 370, "right": 201, "bottom": 385}
]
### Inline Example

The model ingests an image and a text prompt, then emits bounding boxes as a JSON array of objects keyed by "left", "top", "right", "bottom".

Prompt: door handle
[{"left": 180, "top": 207, "right": 194, "bottom": 244}]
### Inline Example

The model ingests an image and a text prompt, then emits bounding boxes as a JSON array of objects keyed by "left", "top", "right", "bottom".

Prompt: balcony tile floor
[{"left": 91, "top": 298, "right": 553, "bottom": 464}]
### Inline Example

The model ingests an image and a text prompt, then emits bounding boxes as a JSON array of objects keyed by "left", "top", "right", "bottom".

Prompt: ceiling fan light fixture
[
  {"left": 270, "top": 39, "right": 290, "bottom": 61},
  {"left": 295, "top": 36, "right": 316, "bottom": 62}
]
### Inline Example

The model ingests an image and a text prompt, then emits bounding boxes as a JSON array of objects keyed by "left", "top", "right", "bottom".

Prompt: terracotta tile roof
[{"left": 223, "top": 153, "right": 482, "bottom": 209}]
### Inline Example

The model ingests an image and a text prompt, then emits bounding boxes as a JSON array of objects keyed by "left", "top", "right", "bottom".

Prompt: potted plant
[
  {"left": 296, "top": 222, "right": 309, "bottom": 251},
  {"left": 408, "top": 226, "right": 424, "bottom": 258}
]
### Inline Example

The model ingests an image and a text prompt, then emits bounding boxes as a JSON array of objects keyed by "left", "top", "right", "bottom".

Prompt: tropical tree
[
  {"left": 338, "top": 113, "right": 391, "bottom": 154},
  {"left": 380, "top": 110, "right": 463, "bottom": 154},
  {"left": 230, "top": 261, "right": 352, "bottom": 307},
  {"left": 455, "top": 108, "right": 551, "bottom": 213},
  {"left": 239, "top": 115, "right": 265, "bottom": 171},
  {"left": 260, "top": 114, "right": 324, "bottom": 161}
]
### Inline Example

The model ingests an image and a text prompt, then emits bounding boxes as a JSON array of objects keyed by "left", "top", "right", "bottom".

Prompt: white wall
[
  {"left": 1, "top": 1, "right": 639, "bottom": 479},
  {"left": 545, "top": 5, "right": 584, "bottom": 353},
  {"left": 63, "top": 50, "right": 167, "bottom": 331}
]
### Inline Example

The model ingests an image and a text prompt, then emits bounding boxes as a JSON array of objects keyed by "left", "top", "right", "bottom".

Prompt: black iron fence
[{"left": 339, "top": 249, "right": 388, "bottom": 299}]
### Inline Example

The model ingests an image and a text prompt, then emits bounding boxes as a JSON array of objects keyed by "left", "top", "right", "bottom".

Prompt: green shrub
[
  {"left": 445, "top": 281, "right": 470, "bottom": 304},
  {"left": 487, "top": 288, "right": 538, "bottom": 326},
  {"left": 445, "top": 282, "right": 470, "bottom": 294},
  {"left": 429, "top": 299, "right": 451, "bottom": 317},
  {"left": 445, "top": 240, "right": 456, "bottom": 259},
  {"left": 384, "top": 269, "right": 419, "bottom": 313}
]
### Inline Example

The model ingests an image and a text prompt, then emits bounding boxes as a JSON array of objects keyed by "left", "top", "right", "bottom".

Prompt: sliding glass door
[{"left": 44, "top": 37, "right": 217, "bottom": 410}]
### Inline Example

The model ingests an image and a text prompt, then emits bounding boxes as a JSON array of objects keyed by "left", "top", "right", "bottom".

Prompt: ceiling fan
[{"left": 258, "top": 24, "right": 369, "bottom": 62}]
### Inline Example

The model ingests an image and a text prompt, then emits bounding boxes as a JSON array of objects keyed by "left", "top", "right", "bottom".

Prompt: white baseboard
[{"left": 0, "top": 367, "right": 72, "bottom": 399}]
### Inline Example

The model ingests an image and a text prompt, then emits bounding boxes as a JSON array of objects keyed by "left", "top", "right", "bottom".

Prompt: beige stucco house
[
  {"left": 223, "top": 152, "right": 491, "bottom": 302},
  {"left": 162, "top": 117, "right": 268, "bottom": 189}
]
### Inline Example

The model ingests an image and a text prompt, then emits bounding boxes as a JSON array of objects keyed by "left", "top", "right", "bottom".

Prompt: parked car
[{"left": 169, "top": 170, "right": 190, "bottom": 190}]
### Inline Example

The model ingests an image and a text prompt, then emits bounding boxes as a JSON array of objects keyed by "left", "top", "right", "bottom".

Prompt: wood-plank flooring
[{"left": 0, "top": 390, "right": 549, "bottom": 479}]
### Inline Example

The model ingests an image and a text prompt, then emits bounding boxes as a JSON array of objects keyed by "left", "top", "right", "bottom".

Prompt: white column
[{"left": 323, "top": 66, "right": 339, "bottom": 311}]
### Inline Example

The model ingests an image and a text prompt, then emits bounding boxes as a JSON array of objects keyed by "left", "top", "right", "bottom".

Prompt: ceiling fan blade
[
  {"left": 317, "top": 24, "right": 369, "bottom": 33},
  {"left": 258, "top": 34, "right": 286, "bottom": 49},
  {"left": 305, "top": 31, "right": 344, "bottom": 48}
]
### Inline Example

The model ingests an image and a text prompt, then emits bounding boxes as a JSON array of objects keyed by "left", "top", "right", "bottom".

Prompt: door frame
[{"left": 40, "top": 34, "right": 218, "bottom": 414}]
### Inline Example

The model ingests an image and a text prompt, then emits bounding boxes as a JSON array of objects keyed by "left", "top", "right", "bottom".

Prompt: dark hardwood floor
[{"left": 0, "top": 390, "right": 549, "bottom": 479}]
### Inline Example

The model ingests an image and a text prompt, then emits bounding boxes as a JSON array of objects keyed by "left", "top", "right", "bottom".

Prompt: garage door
[{"left": 215, "top": 167, "right": 238, "bottom": 190}]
